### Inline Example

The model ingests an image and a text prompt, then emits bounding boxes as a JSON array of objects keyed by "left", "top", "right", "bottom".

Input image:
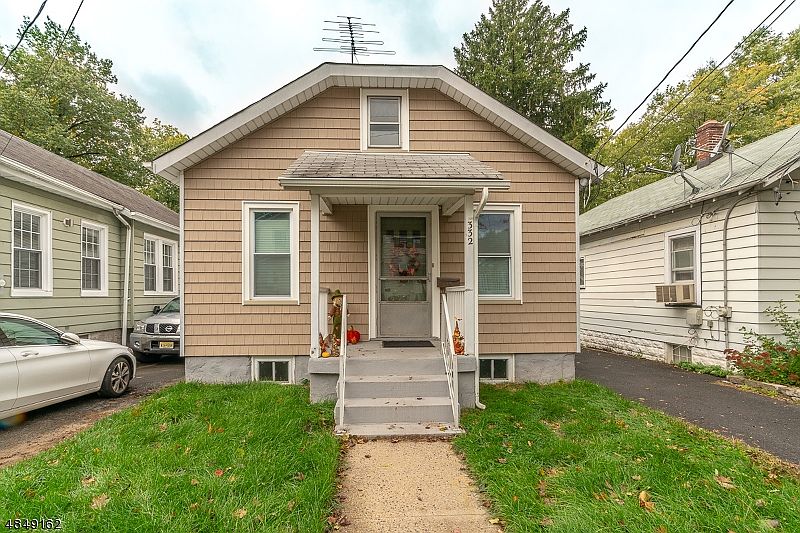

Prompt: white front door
[{"left": 376, "top": 213, "right": 432, "bottom": 338}]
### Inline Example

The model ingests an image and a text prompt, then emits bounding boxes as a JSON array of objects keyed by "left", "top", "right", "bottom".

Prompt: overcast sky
[{"left": 1, "top": 1, "right": 797, "bottom": 137}]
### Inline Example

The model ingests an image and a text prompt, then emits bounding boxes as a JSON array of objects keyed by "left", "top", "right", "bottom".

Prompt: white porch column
[
  {"left": 310, "top": 194, "right": 321, "bottom": 357},
  {"left": 463, "top": 194, "right": 477, "bottom": 356}
]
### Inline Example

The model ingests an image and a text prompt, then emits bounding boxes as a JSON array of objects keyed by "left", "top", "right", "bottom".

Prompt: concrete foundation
[
  {"left": 185, "top": 356, "right": 251, "bottom": 383},
  {"left": 581, "top": 329, "right": 727, "bottom": 368},
  {"left": 308, "top": 357, "right": 340, "bottom": 402},
  {"left": 514, "top": 353, "right": 575, "bottom": 384}
]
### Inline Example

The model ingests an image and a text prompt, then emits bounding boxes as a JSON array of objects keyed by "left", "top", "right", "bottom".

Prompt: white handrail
[
  {"left": 338, "top": 295, "right": 348, "bottom": 426},
  {"left": 440, "top": 293, "right": 459, "bottom": 427}
]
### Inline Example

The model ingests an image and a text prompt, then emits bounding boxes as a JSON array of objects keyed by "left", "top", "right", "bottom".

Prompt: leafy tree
[
  {"left": 0, "top": 18, "right": 186, "bottom": 211},
  {"left": 454, "top": 0, "right": 613, "bottom": 153},
  {"left": 587, "top": 26, "right": 800, "bottom": 210}
]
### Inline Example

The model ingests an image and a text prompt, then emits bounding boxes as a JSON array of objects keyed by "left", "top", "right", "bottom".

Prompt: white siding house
[{"left": 580, "top": 123, "right": 800, "bottom": 366}]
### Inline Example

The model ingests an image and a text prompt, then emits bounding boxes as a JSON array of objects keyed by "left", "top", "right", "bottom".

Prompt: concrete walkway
[
  {"left": 577, "top": 349, "right": 800, "bottom": 464},
  {"left": 339, "top": 440, "right": 500, "bottom": 532}
]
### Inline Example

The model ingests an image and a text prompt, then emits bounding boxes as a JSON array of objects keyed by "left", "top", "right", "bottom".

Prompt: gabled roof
[
  {"left": 152, "top": 63, "right": 601, "bottom": 182},
  {"left": 282, "top": 151, "right": 505, "bottom": 180},
  {"left": 0, "top": 129, "right": 178, "bottom": 229},
  {"left": 580, "top": 124, "right": 800, "bottom": 237}
]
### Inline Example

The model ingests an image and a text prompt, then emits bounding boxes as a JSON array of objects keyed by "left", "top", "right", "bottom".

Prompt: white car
[{"left": 0, "top": 313, "right": 136, "bottom": 420}]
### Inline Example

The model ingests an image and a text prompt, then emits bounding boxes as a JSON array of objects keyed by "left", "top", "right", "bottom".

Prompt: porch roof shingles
[{"left": 282, "top": 151, "right": 505, "bottom": 180}]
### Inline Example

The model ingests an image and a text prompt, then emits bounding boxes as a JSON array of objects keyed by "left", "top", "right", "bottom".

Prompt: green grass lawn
[
  {"left": 0, "top": 382, "right": 339, "bottom": 533},
  {"left": 454, "top": 380, "right": 800, "bottom": 533}
]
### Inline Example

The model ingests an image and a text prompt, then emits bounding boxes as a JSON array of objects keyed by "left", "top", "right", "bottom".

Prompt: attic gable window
[
  {"left": 368, "top": 97, "right": 400, "bottom": 147},
  {"left": 360, "top": 89, "right": 409, "bottom": 150}
]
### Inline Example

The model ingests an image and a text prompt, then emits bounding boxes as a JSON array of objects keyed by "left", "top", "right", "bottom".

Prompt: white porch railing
[
  {"left": 337, "top": 295, "right": 348, "bottom": 426},
  {"left": 440, "top": 293, "right": 460, "bottom": 427},
  {"left": 444, "top": 286, "right": 467, "bottom": 339}
]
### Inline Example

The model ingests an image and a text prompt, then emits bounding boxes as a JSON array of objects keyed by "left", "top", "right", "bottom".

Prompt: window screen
[
  {"left": 82, "top": 226, "right": 102, "bottom": 290},
  {"left": 13, "top": 209, "right": 42, "bottom": 289},
  {"left": 144, "top": 238, "right": 156, "bottom": 292},
  {"left": 670, "top": 234, "right": 695, "bottom": 282},
  {"left": 368, "top": 97, "right": 400, "bottom": 147},
  {"left": 253, "top": 211, "right": 291, "bottom": 297},
  {"left": 478, "top": 213, "right": 512, "bottom": 296}
]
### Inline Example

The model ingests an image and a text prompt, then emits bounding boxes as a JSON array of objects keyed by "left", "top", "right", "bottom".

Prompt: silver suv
[{"left": 129, "top": 298, "right": 180, "bottom": 363}]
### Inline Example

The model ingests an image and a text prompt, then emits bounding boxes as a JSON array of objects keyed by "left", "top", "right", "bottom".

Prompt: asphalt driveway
[
  {"left": 0, "top": 355, "right": 184, "bottom": 467},
  {"left": 576, "top": 349, "right": 800, "bottom": 465}
]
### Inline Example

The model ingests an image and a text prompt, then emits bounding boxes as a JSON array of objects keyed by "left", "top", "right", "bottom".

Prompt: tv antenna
[
  {"left": 646, "top": 144, "right": 702, "bottom": 196},
  {"left": 313, "top": 16, "right": 396, "bottom": 63}
]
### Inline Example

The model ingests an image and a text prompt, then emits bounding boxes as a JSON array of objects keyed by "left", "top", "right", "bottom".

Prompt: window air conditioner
[{"left": 655, "top": 283, "right": 695, "bottom": 305}]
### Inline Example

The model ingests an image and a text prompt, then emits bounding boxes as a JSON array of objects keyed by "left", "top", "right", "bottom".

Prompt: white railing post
[
  {"left": 440, "top": 293, "right": 459, "bottom": 427},
  {"left": 338, "top": 295, "right": 348, "bottom": 426}
]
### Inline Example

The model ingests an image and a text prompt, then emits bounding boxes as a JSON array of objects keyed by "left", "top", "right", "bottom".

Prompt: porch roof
[{"left": 279, "top": 151, "right": 511, "bottom": 200}]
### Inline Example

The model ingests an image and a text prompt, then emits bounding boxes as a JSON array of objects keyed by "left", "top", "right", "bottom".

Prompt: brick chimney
[{"left": 695, "top": 120, "right": 725, "bottom": 167}]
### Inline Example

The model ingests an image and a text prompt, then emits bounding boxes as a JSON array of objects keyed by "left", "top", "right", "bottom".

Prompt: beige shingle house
[{"left": 153, "top": 63, "right": 598, "bottom": 434}]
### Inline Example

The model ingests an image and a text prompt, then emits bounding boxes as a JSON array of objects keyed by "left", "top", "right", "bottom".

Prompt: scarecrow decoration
[{"left": 452, "top": 319, "right": 465, "bottom": 355}]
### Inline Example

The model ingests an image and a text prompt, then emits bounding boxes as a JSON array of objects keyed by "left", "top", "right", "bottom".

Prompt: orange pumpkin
[{"left": 347, "top": 325, "right": 361, "bottom": 345}]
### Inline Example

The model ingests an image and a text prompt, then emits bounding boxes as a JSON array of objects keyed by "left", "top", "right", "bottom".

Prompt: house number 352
[{"left": 466, "top": 219, "right": 474, "bottom": 245}]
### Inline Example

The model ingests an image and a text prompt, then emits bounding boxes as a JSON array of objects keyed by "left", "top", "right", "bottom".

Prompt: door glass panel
[
  {"left": 380, "top": 217, "right": 427, "bottom": 278},
  {"left": 381, "top": 279, "right": 427, "bottom": 302}
]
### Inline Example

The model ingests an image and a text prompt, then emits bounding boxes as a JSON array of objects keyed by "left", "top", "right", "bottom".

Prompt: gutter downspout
[
  {"left": 113, "top": 208, "right": 132, "bottom": 346},
  {"left": 472, "top": 187, "right": 490, "bottom": 410},
  {"left": 722, "top": 188, "right": 758, "bottom": 350}
]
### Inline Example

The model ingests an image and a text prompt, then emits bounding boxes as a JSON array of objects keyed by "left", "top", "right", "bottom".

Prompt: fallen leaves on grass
[
  {"left": 537, "top": 479, "right": 548, "bottom": 497},
  {"left": 232, "top": 508, "right": 247, "bottom": 519},
  {"left": 214, "top": 469, "right": 224, "bottom": 477},
  {"left": 80, "top": 476, "right": 96, "bottom": 487},
  {"left": 497, "top": 457, "right": 507, "bottom": 464},
  {"left": 638, "top": 490, "right": 655, "bottom": 512},
  {"left": 190, "top": 478, "right": 199, "bottom": 485},
  {"left": 90, "top": 493, "right": 109, "bottom": 510},
  {"left": 714, "top": 470, "right": 736, "bottom": 490}
]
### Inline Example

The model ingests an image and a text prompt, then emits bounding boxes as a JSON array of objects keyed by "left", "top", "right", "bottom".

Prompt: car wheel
[
  {"left": 134, "top": 351, "right": 161, "bottom": 363},
  {"left": 99, "top": 356, "right": 133, "bottom": 397}
]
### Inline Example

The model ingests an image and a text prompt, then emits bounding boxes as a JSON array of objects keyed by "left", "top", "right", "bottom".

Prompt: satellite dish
[
  {"left": 671, "top": 144, "right": 683, "bottom": 172},
  {"left": 714, "top": 122, "right": 731, "bottom": 154}
]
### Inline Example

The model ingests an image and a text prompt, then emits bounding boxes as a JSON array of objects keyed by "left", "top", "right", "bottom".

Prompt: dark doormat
[{"left": 382, "top": 340, "right": 435, "bottom": 348}]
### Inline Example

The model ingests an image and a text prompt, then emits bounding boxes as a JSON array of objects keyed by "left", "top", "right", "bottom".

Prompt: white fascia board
[
  {"left": 152, "top": 63, "right": 337, "bottom": 182},
  {"left": 152, "top": 63, "right": 602, "bottom": 182},
  {"left": 279, "top": 177, "right": 511, "bottom": 191},
  {"left": 1, "top": 156, "right": 124, "bottom": 213},
  {"left": 128, "top": 211, "right": 179, "bottom": 234}
]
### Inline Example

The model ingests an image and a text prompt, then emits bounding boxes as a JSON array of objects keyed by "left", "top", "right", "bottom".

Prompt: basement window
[
  {"left": 668, "top": 344, "right": 692, "bottom": 364},
  {"left": 479, "top": 356, "right": 513, "bottom": 382},
  {"left": 252, "top": 357, "right": 294, "bottom": 383}
]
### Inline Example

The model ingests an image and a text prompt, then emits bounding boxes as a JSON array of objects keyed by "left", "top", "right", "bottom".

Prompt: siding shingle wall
[{"left": 182, "top": 87, "right": 578, "bottom": 357}]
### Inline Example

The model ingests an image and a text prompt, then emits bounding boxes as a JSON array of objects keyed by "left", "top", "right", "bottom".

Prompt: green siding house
[{"left": 0, "top": 129, "right": 179, "bottom": 343}]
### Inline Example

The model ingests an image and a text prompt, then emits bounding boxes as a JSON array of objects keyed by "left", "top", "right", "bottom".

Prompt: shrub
[{"left": 725, "top": 297, "right": 800, "bottom": 387}]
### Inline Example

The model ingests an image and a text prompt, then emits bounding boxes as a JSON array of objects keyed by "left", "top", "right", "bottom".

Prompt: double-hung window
[
  {"left": 11, "top": 202, "right": 52, "bottom": 297},
  {"left": 360, "top": 89, "right": 409, "bottom": 150},
  {"left": 242, "top": 201, "right": 299, "bottom": 304},
  {"left": 162, "top": 243, "right": 174, "bottom": 293},
  {"left": 665, "top": 228, "right": 699, "bottom": 283},
  {"left": 144, "top": 238, "right": 157, "bottom": 292},
  {"left": 477, "top": 204, "right": 523, "bottom": 301},
  {"left": 143, "top": 235, "right": 178, "bottom": 296},
  {"left": 81, "top": 221, "right": 108, "bottom": 296}
]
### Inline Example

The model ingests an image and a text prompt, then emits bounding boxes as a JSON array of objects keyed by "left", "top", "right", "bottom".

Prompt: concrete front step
[
  {"left": 336, "top": 396, "right": 455, "bottom": 425},
  {"left": 345, "top": 374, "right": 450, "bottom": 398},
  {"left": 345, "top": 357, "right": 445, "bottom": 377},
  {"left": 335, "top": 422, "right": 463, "bottom": 437}
]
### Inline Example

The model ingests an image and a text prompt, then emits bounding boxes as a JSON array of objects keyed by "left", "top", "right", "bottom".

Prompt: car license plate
[{"left": 159, "top": 341, "right": 174, "bottom": 349}]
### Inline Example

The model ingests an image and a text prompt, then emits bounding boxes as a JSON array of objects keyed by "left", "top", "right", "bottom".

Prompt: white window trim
[
  {"left": 479, "top": 354, "right": 515, "bottom": 383},
  {"left": 579, "top": 256, "right": 586, "bottom": 289},
  {"left": 143, "top": 233, "right": 179, "bottom": 297},
  {"left": 476, "top": 203, "right": 523, "bottom": 303},
  {"left": 10, "top": 201, "right": 53, "bottom": 297},
  {"left": 80, "top": 220, "right": 109, "bottom": 297},
  {"left": 241, "top": 201, "right": 300, "bottom": 305},
  {"left": 360, "top": 88, "right": 410, "bottom": 151},
  {"left": 664, "top": 226, "right": 701, "bottom": 282},
  {"left": 251, "top": 356, "right": 295, "bottom": 384}
]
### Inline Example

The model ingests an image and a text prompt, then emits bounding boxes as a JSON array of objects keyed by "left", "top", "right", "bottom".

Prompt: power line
[
  {"left": 593, "top": 0, "right": 736, "bottom": 161},
  {"left": 742, "top": 126, "right": 800, "bottom": 183},
  {"left": 44, "top": 0, "right": 85, "bottom": 77},
  {"left": 597, "top": 0, "right": 795, "bottom": 180},
  {"left": 0, "top": 0, "right": 49, "bottom": 75},
  {"left": 0, "top": 0, "right": 86, "bottom": 159}
]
